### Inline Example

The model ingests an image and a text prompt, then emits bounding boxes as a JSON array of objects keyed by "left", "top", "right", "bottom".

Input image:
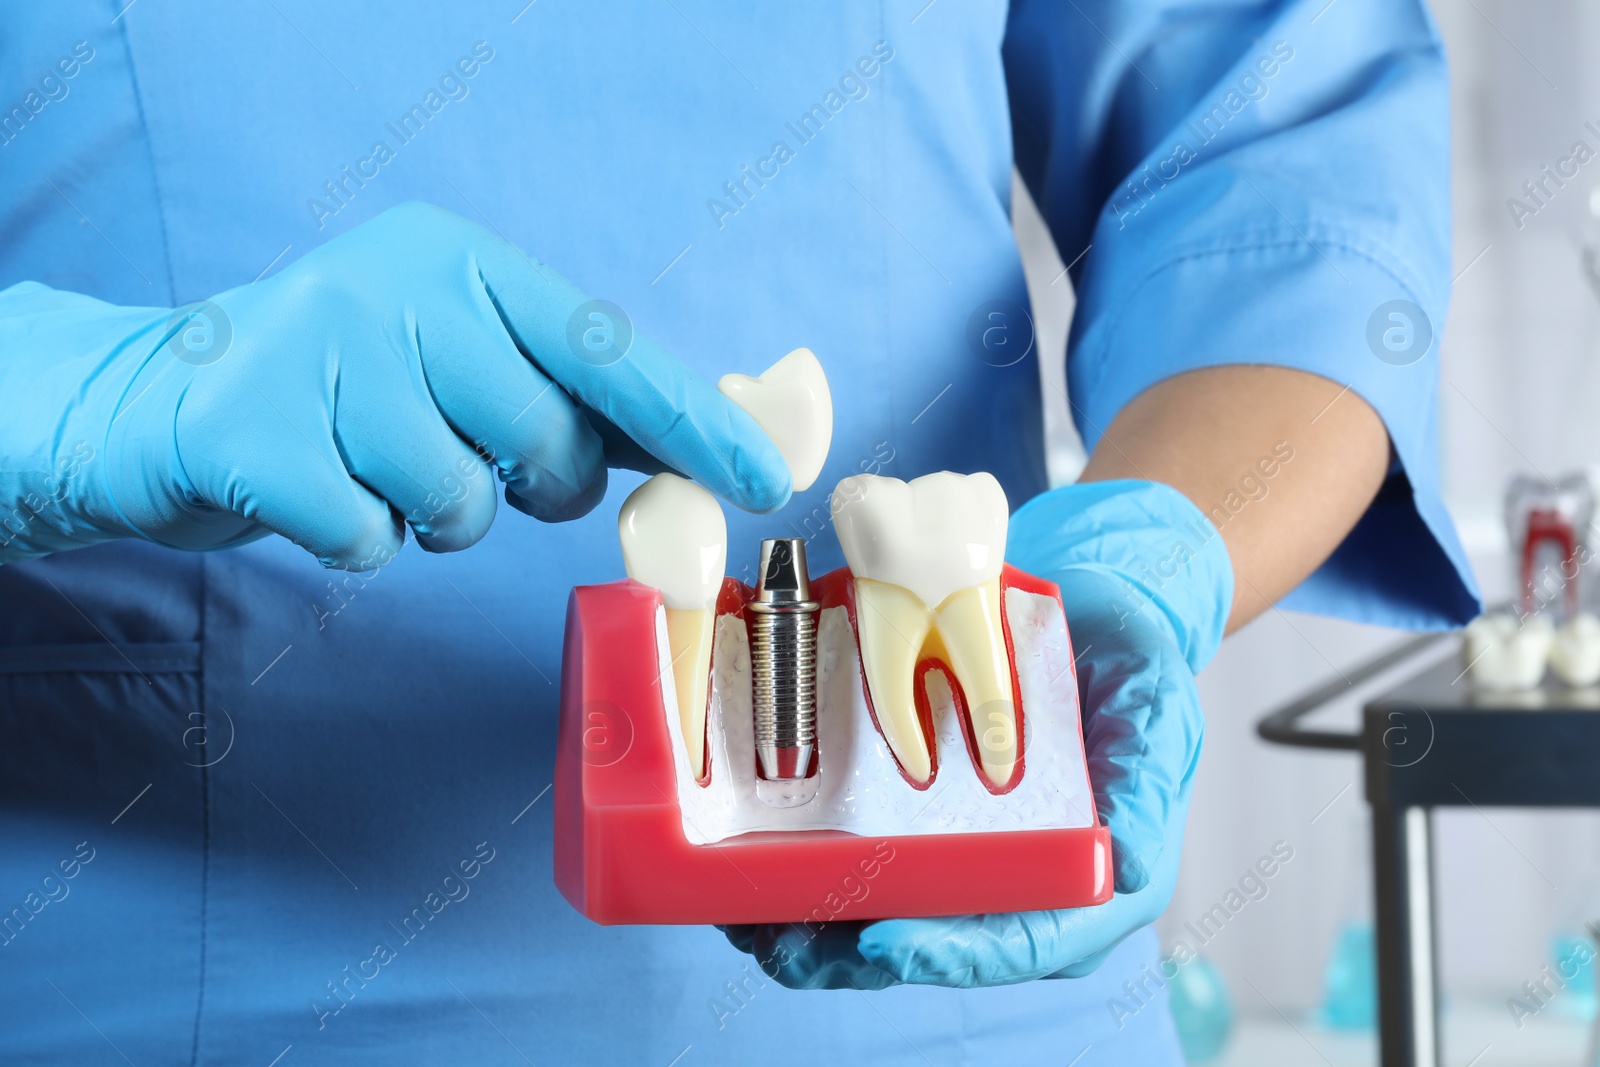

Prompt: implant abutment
[{"left": 747, "top": 538, "right": 819, "bottom": 781}]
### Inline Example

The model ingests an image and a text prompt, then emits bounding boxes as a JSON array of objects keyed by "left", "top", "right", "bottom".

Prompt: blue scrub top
[{"left": 0, "top": 1, "right": 1476, "bottom": 1064}]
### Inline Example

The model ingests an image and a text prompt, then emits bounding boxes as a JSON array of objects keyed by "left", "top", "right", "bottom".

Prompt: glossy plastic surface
[{"left": 553, "top": 565, "right": 1113, "bottom": 925}]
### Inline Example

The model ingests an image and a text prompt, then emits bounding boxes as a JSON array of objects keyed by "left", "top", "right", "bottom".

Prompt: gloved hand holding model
[
  {"left": 0, "top": 202, "right": 791, "bottom": 567},
  {"left": 723, "top": 478, "right": 1231, "bottom": 989}
]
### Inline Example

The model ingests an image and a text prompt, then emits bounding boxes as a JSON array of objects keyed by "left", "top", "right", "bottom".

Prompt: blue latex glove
[
  {"left": 722, "top": 479, "right": 1232, "bottom": 988},
  {"left": 0, "top": 201, "right": 790, "bottom": 567}
]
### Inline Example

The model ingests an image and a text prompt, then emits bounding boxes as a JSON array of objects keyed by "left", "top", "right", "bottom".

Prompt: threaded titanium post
[{"left": 747, "top": 538, "right": 819, "bottom": 781}]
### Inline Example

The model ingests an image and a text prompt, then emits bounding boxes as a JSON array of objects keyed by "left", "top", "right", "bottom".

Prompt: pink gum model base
[{"left": 553, "top": 564, "right": 1113, "bottom": 926}]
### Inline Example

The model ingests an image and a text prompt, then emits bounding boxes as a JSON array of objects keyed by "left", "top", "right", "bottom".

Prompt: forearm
[{"left": 1079, "top": 365, "right": 1390, "bottom": 632}]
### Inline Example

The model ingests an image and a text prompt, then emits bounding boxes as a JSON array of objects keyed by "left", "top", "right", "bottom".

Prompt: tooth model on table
[
  {"left": 1462, "top": 612, "right": 1554, "bottom": 691},
  {"left": 1462, "top": 609, "right": 1600, "bottom": 692},
  {"left": 555, "top": 349, "right": 1111, "bottom": 925},
  {"left": 1550, "top": 612, "right": 1600, "bottom": 688}
]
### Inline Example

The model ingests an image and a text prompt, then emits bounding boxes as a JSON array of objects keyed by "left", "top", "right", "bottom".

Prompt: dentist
[{"left": 0, "top": 1, "right": 1476, "bottom": 1064}]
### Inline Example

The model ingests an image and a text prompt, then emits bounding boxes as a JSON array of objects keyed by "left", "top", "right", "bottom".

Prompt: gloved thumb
[{"left": 1052, "top": 567, "right": 1206, "bottom": 896}]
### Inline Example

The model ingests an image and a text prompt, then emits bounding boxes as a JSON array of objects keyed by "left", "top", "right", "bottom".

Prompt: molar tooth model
[
  {"left": 832, "top": 471, "right": 1018, "bottom": 790},
  {"left": 555, "top": 349, "right": 1111, "bottom": 925}
]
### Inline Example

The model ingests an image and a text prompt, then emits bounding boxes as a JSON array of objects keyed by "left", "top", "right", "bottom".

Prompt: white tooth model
[
  {"left": 618, "top": 473, "right": 726, "bottom": 778},
  {"left": 831, "top": 472, "right": 1018, "bottom": 789},
  {"left": 1550, "top": 612, "right": 1600, "bottom": 687},
  {"left": 1462, "top": 612, "right": 1554, "bottom": 691},
  {"left": 718, "top": 348, "right": 833, "bottom": 492},
  {"left": 617, "top": 351, "right": 1090, "bottom": 844},
  {"left": 618, "top": 349, "right": 833, "bottom": 777},
  {"left": 623, "top": 463, "right": 1095, "bottom": 844}
]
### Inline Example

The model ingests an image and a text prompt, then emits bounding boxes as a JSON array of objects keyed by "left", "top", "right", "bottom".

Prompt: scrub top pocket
[{"left": 0, "top": 641, "right": 210, "bottom": 1067}]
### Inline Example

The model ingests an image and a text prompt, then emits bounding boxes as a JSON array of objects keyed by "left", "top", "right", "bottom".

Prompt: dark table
[{"left": 1257, "top": 635, "right": 1600, "bottom": 1067}]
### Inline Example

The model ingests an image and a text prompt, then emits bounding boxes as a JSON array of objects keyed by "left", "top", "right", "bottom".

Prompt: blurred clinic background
[{"left": 1016, "top": 1, "right": 1600, "bottom": 1063}]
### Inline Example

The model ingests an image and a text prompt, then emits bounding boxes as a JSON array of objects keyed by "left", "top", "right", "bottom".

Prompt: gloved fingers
[
  {"left": 858, "top": 839, "right": 1184, "bottom": 988},
  {"left": 183, "top": 398, "right": 404, "bottom": 571},
  {"left": 858, "top": 913, "right": 1067, "bottom": 988},
  {"left": 720, "top": 922, "right": 900, "bottom": 991},
  {"left": 418, "top": 302, "right": 608, "bottom": 523},
  {"left": 333, "top": 383, "right": 498, "bottom": 554},
  {"left": 586, "top": 409, "right": 671, "bottom": 476},
  {"left": 1086, "top": 654, "right": 1202, "bottom": 897},
  {"left": 471, "top": 239, "right": 791, "bottom": 514},
  {"left": 1048, "top": 941, "right": 1123, "bottom": 980},
  {"left": 716, "top": 924, "right": 755, "bottom": 955},
  {"left": 1054, "top": 568, "right": 1206, "bottom": 895},
  {"left": 1042, "top": 837, "right": 1187, "bottom": 980},
  {"left": 1034, "top": 901, "right": 1153, "bottom": 981},
  {"left": 494, "top": 397, "right": 609, "bottom": 523}
]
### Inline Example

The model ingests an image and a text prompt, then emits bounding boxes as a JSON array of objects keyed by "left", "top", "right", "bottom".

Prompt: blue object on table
[
  {"left": 1551, "top": 932, "right": 1599, "bottom": 1020},
  {"left": 1168, "top": 956, "right": 1234, "bottom": 1063},
  {"left": 1321, "top": 919, "right": 1378, "bottom": 1030}
]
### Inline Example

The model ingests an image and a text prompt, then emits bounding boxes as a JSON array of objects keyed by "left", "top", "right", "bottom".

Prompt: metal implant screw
[{"left": 747, "top": 538, "right": 819, "bottom": 781}]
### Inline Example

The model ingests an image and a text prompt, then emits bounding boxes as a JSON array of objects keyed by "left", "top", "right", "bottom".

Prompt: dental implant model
[
  {"left": 557, "top": 349, "right": 1114, "bottom": 926},
  {"left": 747, "top": 538, "right": 820, "bottom": 781}
]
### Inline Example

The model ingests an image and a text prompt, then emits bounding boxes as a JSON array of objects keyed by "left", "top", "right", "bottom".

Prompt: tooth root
[
  {"left": 934, "top": 579, "right": 1017, "bottom": 787},
  {"left": 832, "top": 472, "right": 1016, "bottom": 787},
  {"left": 617, "top": 473, "right": 726, "bottom": 780},
  {"left": 853, "top": 578, "right": 934, "bottom": 784},
  {"left": 665, "top": 607, "right": 715, "bottom": 777}
]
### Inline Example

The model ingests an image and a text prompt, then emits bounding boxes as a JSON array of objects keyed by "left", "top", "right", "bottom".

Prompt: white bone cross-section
[{"left": 654, "top": 589, "right": 1095, "bottom": 845}]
